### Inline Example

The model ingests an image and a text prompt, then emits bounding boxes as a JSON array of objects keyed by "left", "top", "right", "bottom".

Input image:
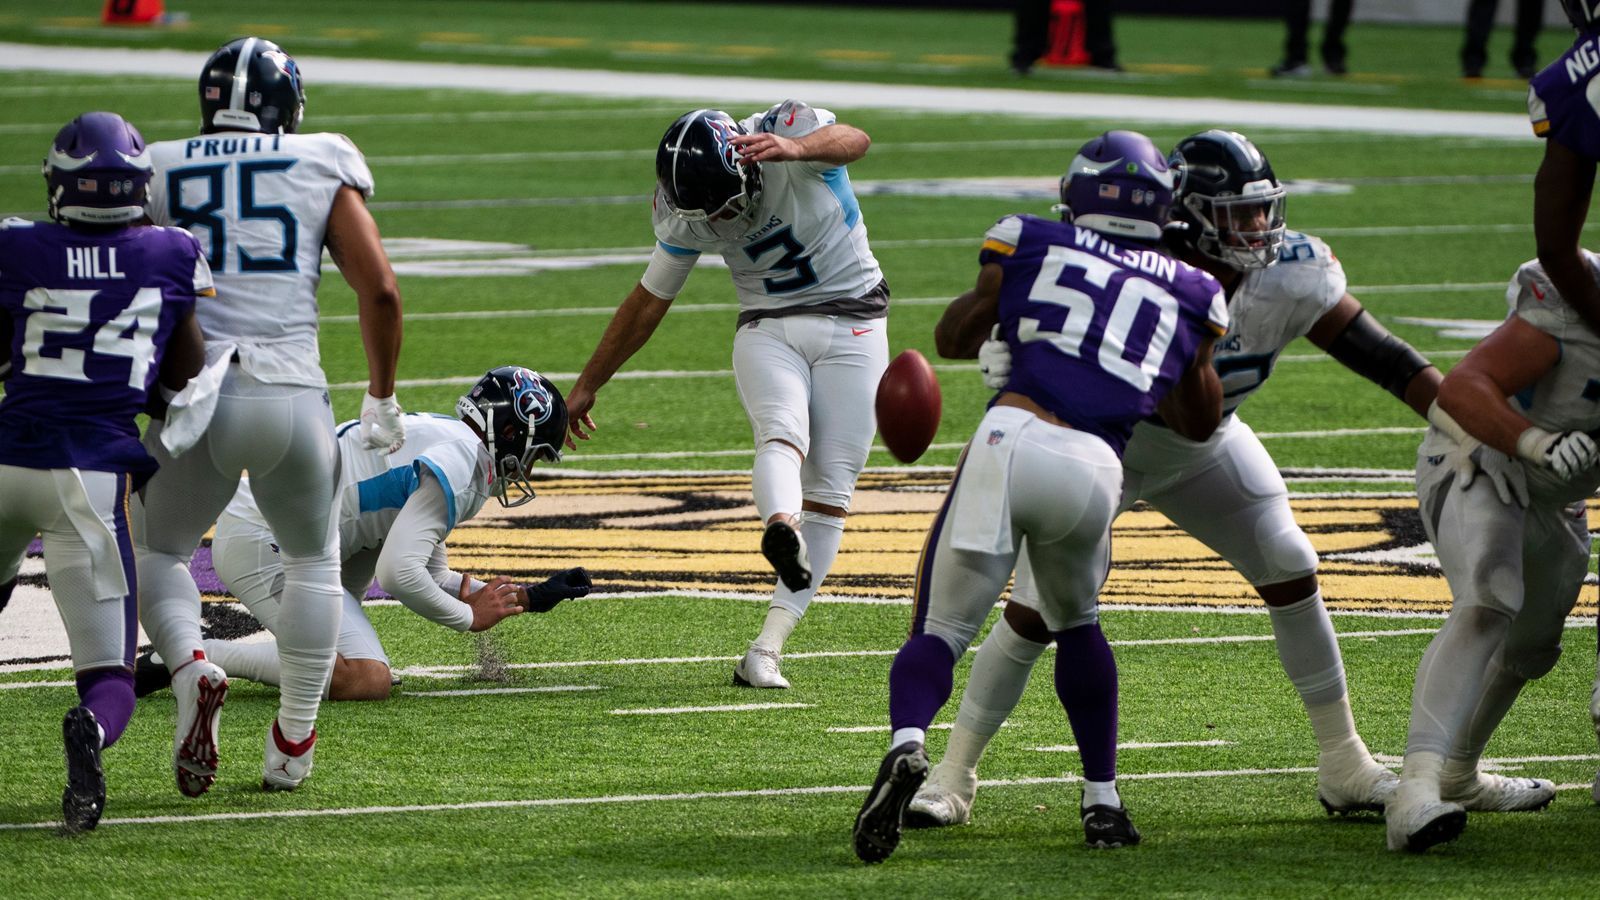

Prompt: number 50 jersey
[
  {"left": 146, "top": 131, "right": 375, "bottom": 387},
  {"left": 984, "top": 214, "right": 1228, "bottom": 456}
]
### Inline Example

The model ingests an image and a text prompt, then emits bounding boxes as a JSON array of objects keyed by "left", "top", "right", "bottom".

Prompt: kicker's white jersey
[
  {"left": 145, "top": 131, "right": 375, "bottom": 387},
  {"left": 223, "top": 414, "right": 493, "bottom": 559},
  {"left": 652, "top": 100, "right": 883, "bottom": 315},
  {"left": 1212, "top": 230, "right": 1345, "bottom": 417}
]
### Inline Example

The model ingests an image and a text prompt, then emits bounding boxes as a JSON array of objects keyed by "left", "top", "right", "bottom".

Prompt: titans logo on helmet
[
  {"left": 261, "top": 49, "right": 300, "bottom": 85},
  {"left": 511, "top": 369, "right": 554, "bottom": 426},
  {"left": 705, "top": 118, "right": 742, "bottom": 176}
]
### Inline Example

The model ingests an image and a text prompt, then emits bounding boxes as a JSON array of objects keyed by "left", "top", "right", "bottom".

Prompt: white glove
[
  {"left": 1451, "top": 442, "right": 1528, "bottom": 508},
  {"left": 977, "top": 324, "right": 1011, "bottom": 391},
  {"left": 360, "top": 391, "right": 406, "bottom": 454},
  {"left": 1517, "top": 426, "right": 1600, "bottom": 481}
]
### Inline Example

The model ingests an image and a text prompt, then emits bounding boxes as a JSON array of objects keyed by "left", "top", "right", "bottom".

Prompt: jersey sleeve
[
  {"left": 747, "top": 100, "right": 839, "bottom": 174},
  {"left": 181, "top": 230, "right": 217, "bottom": 297},
  {"left": 327, "top": 134, "right": 376, "bottom": 199},
  {"left": 1529, "top": 83, "right": 1552, "bottom": 138},
  {"left": 979, "top": 215, "right": 1025, "bottom": 265},
  {"left": 411, "top": 439, "right": 489, "bottom": 532},
  {"left": 1202, "top": 283, "right": 1230, "bottom": 335},
  {"left": 1510, "top": 255, "right": 1587, "bottom": 337},
  {"left": 1270, "top": 233, "right": 1348, "bottom": 340}
]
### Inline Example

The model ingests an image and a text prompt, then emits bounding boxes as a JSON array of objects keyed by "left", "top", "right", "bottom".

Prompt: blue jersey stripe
[
  {"left": 356, "top": 465, "right": 420, "bottom": 515},
  {"left": 412, "top": 456, "right": 458, "bottom": 530},
  {"left": 821, "top": 166, "right": 861, "bottom": 230},
  {"left": 658, "top": 240, "right": 699, "bottom": 257}
]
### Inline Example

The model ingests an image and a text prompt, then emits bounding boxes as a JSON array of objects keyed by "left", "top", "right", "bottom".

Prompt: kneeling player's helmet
[
  {"left": 1168, "top": 130, "right": 1286, "bottom": 271},
  {"left": 1560, "top": 0, "right": 1600, "bottom": 33},
  {"left": 656, "top": 109, "right": 762, "bottom": 226},
  {"left": 1056, "top": 130, "right": 1175, "bottom": 242},
  {"left": 456, "top": 367, "right": 569, "bottom": 508},
  {"left": 199, "top": 37, "right": 305, "bottom": 134},
  {"left": 42, "top": 111, "right": 153, "bottom": 226}
]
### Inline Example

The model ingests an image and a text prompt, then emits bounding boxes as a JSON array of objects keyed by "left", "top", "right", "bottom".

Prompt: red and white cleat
[{"left": 171, "top": 651, "right": 228, "bottom": 798}]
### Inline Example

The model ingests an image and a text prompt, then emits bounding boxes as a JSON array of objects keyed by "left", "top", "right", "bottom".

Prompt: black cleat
[
  {"left": 852, "top": 742, "right": 929, "bottom": 864},
  {"left": 133, "top": 650, "right": 172, "bottom": 698},
  {"left": 761, "top": 520, "right": 812, "bottom": 593},
  {"left": 61, "top": 706, "right": 105, "bottom": 834},
  {"left": 1082, "top": 802, "right": 1141, "bottom": 849}
]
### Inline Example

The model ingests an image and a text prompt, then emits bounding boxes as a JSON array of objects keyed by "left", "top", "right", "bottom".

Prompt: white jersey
[
  {"left": 223, "top": 413, "right": 493, "bottom": 559},
  {"left": 146, "top": 131, "right": 375, "bottom": 387},
  {"left": 1211, "top": 230, "right": 1345, "bottom": 417},
  {"left": 651, "top": 100, "right": 883, "bottom": 319}
]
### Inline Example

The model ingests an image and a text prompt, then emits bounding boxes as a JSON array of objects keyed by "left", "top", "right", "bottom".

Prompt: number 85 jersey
[
  {"left": 146, "top": 131, "right": 374, "bottom": 385},
  {"left": 986, "top": 214, "right": 1228, "bottom": 456}
]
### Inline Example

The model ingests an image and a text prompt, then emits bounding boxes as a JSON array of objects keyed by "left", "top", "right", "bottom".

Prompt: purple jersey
[
  {"left": 0, "top": 218, "right": 213, "bottom": 477},
  {"left": 980, "top": 215, "right": 1228, "bottom": 455},
  {"left": 1530, "top": 35, "right": 1600, "bottom": 158}
]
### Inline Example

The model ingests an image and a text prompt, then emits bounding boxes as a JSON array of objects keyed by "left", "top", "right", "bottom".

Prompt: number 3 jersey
[
  {"left": 649, "top": 100, "right": 885, "bottom": 324},
  {"left": 983, "top": 214, "right": 1228, "bottom": 455},
  {"left": 145, "top": 131, "right": 375, "bottom": 387},
  {"left": 0, "top": 218, "right": 213, "bottom": 476}
]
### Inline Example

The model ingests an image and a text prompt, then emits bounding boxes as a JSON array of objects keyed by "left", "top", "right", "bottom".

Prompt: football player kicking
[
  {"left": 0, "top": 113, "right": 211, "bottom": 831},
  {"left": 137, "top": 37, "right": 405, "bottom": 795},
  {"left": 565, "top": 101, "right": 888, "bottom": 690},
  {"left": 1528, "top": 0, "right": 1600, "bottom": 801},
  {"left": 852, "top": 131, "right": 1229, "bottom": 863},
  {"left": 1385, "top": 259, "right": 1600, "bottom": 851},
  {"left": 135, "top": 368, "right": 592, "bottom": 702},
  {"left": 908, "top": 130, "right": 1495, "bottom": 831}
]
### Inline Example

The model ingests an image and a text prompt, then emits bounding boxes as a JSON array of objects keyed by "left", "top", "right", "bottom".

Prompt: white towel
[
  {"left": 52, "top": 469, "right": 128, "bottom": 601},
  {"left": 159, "top": 343, "right": 235, "bottom": 457},
  {"left": 947, "top": 408, "right": 1025, "bottom": 555}
]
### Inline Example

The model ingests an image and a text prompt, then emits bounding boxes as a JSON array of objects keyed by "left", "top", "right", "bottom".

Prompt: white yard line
[
  {"left": 408, "top": 685, "right": 604, "bottom": 697},
  {"left": 609, "top": 702, "right": 813, "bottom": 715},
  {"left": 1032, "top": 739, "right": 1235, "bottom": 753}
]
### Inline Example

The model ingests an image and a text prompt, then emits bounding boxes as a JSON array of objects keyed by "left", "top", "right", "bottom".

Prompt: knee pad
[
  {"left": 1506, "top": 642, "right": 1563, "bottom": 681},
  {"left": 279, "top": 547, "right": 341, "bottom": 595},
  {"left": 1250, "top": 521, "right": 1318, "bottom": 586}
]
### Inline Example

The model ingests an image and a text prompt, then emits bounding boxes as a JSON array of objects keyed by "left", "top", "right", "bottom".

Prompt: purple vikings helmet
[
  {"left": 41, "top": 111, "right": 153, "bottom": 226},
  {"left": 456, "top": 366, "right": 569, "bottom": 508},
  {"left": 1055, "top": 130, "right": 1176, "bottom": 242},
  {"left": 1561, "top": 0, "right": 1600, "bottom": 33}
]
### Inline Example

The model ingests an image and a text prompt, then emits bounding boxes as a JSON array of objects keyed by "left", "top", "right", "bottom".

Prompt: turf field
[{"left": 1, "top": 3, "right": 1599, "bottom": 896}]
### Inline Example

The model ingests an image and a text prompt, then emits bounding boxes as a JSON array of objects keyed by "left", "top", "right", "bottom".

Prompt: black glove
[{"left": 523, "top": 567, "right": 592, "bottom": 613}]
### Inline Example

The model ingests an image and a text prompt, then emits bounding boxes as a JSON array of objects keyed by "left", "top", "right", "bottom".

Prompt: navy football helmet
[
  {"left": 1561, "top": 0, "right": 1600, "bottom": 33},
  {"left": 656, "top": 109, "right": 762, "bottom": 228},
  {"left": 199, "top": 37, "right": 305, "bottom": 134},
  {"left": 456, "top": 366, "right": 568, "bottom": 508},
  {"left": 42, "top": 111, "right": 153, "bottom": 226},
  {"left": 1168, "top": 130, "right": 1286, "bottom": 271},
  {"left": 1055, "top": 130, "right": 1175, "bottom": 242}
]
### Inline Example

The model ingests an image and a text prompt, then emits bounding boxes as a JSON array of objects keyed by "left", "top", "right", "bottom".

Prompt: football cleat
[
  {"left": 732, "top": 645, "right": 790, "bottom": 689},
  {"left": 1385, "top": 781, "right": 1466, "bottom": 852},
  {"left": 262, "top": 720, "right": 316, "bottom": 792},
  {"left": 904, "top": 762, "right": 977, "bottom": 828},
  {"left": 852, "top": 742, "right": 929, "bottom": 864},
  {"left": 60, "top": 706, "right": 105, "bottom": 834},
  {"left": 1082, "top": 801, "right": 1142, "bottom": 849},
  {"left": 761, "top": 519, "right": 812, "bottom": 593},
  {"left": 171, "top": 652, "right": 228, "bottom": 798},
  {"left": 133, "top": 649, "right": 172, "bottom": 698},
  {"left": 1316, "top": 751, "right": 1398, "bottom": 815},
  {"left": 1440, "top": 768, "right": 1555, "bottom": 812}
]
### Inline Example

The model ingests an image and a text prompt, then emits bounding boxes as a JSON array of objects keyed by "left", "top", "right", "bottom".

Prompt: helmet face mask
[
  {"left": 42, "top": 111, "right": 153, "bottom": 226},
  {"left": 200, "top": 37, "right": 306, "bottom": 135},
  {"left": 455, "top": 367, "right": 568, "bottom": 508},
  {"left": 656, "top": 110, "right": 762, "bottom": 236},
  {"left": 1561, "top": 0, "right": 1600, "bottom": 33},
  {"left": 1054, "top": 130, "right": 1176, "bottom": 242},
  {"left": 1169, "top": 130, "right": 1286, "bottom": 272}
]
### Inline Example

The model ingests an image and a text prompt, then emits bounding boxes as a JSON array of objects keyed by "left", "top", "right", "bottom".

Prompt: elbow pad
[{"left": 1324, "top": 309, "right": 1432, "bottom": 401}]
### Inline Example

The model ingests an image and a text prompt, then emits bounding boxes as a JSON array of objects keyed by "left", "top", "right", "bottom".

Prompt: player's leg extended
[
  {"left": 1141, "top": 418, "right": 1394, "bottom": 813},
  {"left": 186, "top": 510, "right": 289, "bottom": 690},
  {"left": 1387, "top": 453, "right": 1526, "bottom": 852},
  {"left": 230, "top": 382, "right": 340, "bottom": 790},
  {"left": 1440, "top": 501, "right": 1586, "bottom": 812},
  {"left": 731, "top": 318, "right": 816, "bottom": 687}
]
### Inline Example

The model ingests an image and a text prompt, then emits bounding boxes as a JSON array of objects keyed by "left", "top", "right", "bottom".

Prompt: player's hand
[
  {"left": 520, "top": 567, "right": 592, "bottom": 613},
  {"left": 564, "top": 385, "right": 598, "bottom": 450},
  {"left": 1452, "top": 442, "right": 1528, "bottom": 508},
  {"left": 978, "top": 324, "right": 1011, "bottom": 391},
  {"left": 730, "top": 132, "right": 801, "bottom": 163},
  {"left": 360, "top": 391, "right": 406, "bottom": 454},
  {"left": 1520, "top": 428, "right": 1600, "bottom": 481},
  {"left": 462, "top": 575, "right": 524, "bottom": 631}
]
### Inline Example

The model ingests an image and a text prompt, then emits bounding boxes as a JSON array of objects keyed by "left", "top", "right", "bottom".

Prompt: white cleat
[
  {"left": 1441, "top": 770, "right": 1555, "bottom": 812},
  {"left": 1385, "top": 781, "right": 1466, "bottom": 852},
  {"left": 261, "top": 720, "right": 316, "bottom": 792},
  {"left": 171, "top": 651, "right": 228, "bottom": 798},
  {"left": 1316, "top": 752, "right": 1398, "bottom": 815},
  {"left": 733, "top": 646, "right": 790, "bottom": 689},
  {"left": 904, "top": 763, "right": 977, "bottom": 828}
]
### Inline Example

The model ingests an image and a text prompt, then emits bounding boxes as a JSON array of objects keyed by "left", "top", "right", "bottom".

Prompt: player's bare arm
[
  {"left": 1305, "top": 293, "right": 1440, "bottom": 418},
  {"left": 1534, "top": 138, "right": 1600, "bottom": 337},
  {"left": 1156, "top": 335, "right": 1224, "bottom": 442},
  {"left": 326, "top": 185, "right": 402, "bottom": 398},
  {"left": 934, "top": 263, "right": 1003, "bottom": 359},
  {"left": 732, "top": 123, "right": 870, "bottom": 166},
  {"left": 1435, "top": 316, "right": 1560, "bottom": 456},
  {"left": 566, "top": 281, "right": 674, "bottom": 447}
]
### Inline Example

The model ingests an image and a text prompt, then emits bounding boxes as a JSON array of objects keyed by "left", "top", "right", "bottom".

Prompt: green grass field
[{"left": 1, "top": 4, "right": 1599, "bottom": 896}]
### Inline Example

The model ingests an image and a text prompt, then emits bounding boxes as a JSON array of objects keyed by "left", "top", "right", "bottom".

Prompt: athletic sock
[
  {"left": 1266, "top": 590, "right": 1359, "bottom": 754},
  {"left": 751, "top": 441, "right": 803, "bottom": 524},
  {"left": 137, "top": 549, "right": 206, "bottom": 673},
  {"left": 771, "top": 512, "right": 845, "bottom": 619},
  {"left": 1082, "top": 779, "right": 1121, "bottom": 809},
  {"left": 752, "top": 606, "right": 800, "bottom": 653},
  {"left": 204, "top": 638, "right": 283, "bottom": 686},
  {"left": 888, "top": 633, "right": 958, "bottom": 739},
  {"left": 945, "top": 615, "right": 1049, "bottom": 771},
  {"left": 75, "top": 669, "right": 134, "bottom": 748},
  {"left": 1053, "top": 623, "right": 1119, "bottom": 783},
  {"left": 273, "top": 551, "right": 341, "bottom": 743}
]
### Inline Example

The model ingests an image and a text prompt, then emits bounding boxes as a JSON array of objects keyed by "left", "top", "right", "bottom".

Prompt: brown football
[{"left": 875, "top": 349, "right": 942, "bottom": 463}]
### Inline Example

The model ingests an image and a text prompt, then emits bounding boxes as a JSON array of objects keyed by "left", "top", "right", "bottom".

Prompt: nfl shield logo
[{"left": 987, "top": 429, "right": 1005, "bottom": 446}]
